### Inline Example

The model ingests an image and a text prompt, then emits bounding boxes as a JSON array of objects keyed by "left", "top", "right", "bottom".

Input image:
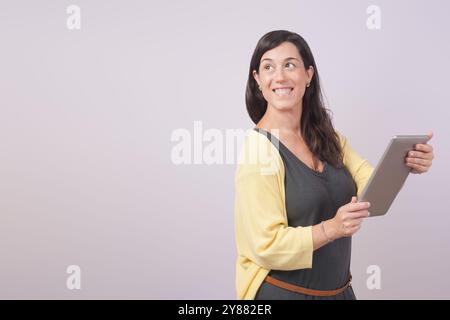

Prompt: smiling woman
[
  {"left": 234, "top": 30, "right": 434, "bottom": 301},
  {"left": 235, "top": 30, "right": 375, "bottom": 300},
  {"left": 258, "top": 56, "right": 308, "bottom": 98}
]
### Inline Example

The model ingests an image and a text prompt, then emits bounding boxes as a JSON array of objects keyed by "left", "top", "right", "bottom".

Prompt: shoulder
[
  {"left": 335, "top": 130, "right": 348, "bottom": 149},
  {"left": 236, "top": 129, "right": 284, "bottom": 177},
  {"left": 335, "top": 129, "right": 344, "bottom": 140}
]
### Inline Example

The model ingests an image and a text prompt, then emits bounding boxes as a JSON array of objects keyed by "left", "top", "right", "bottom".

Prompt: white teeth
[{"left": 274, "top": 88, "right": 292, "bottom": 96}]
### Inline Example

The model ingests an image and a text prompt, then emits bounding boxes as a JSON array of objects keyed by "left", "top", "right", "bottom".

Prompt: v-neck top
[{"left": 253, "top": 128, "right": 357, "bottom": 291}]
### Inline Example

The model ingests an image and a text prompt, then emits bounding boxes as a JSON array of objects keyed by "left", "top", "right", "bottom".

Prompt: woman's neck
[{"left": 256, "top": 103, "right": 303, "bottom": 137}]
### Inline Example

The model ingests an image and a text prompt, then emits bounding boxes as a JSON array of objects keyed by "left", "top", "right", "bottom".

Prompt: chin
[{"left": 271, "top": 101, "right": 300, "bottom": 111}]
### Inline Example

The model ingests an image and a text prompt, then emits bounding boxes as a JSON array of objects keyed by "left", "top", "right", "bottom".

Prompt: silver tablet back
[{"left": 359, "top": 135, "right": 429, "bottom": 217}]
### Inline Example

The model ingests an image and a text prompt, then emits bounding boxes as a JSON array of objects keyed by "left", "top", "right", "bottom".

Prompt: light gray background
[{"left": 0, "top": 0, "right": 449, "bottom": 299}]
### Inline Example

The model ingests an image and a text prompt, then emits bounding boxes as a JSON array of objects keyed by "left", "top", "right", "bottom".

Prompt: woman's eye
[
  {"left": 264, "top": 65, "right": 272, "bottom": 71},
  {"left": 286, "top": 62, "right": 295, "bottom": 68}
]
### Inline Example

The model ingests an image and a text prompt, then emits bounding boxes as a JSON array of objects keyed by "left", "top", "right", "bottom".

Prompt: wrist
[{"left": 323, "top": 219, "right": 338, "bottom": 241}]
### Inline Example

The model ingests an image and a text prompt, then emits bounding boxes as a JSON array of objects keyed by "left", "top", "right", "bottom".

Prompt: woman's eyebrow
[{"left": 261, "top": 57, "right": 300, "bottom": 63}]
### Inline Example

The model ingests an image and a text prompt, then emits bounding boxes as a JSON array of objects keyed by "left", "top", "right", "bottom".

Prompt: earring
[
  {"left": 258, "top": 85, "right": 262, "bottom": 91},
  {"left": 306, "top": 82, "right": 311, "bottom": 88}
]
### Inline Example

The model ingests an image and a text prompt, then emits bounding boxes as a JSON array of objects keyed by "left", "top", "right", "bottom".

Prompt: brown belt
[{"left": 265, "top": 274, "right": 352, "bottom": 297}]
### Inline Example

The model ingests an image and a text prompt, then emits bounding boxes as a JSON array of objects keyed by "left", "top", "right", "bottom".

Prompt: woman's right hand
[{"left": 325, "top": 196, "right": 371, "bottom": 240}]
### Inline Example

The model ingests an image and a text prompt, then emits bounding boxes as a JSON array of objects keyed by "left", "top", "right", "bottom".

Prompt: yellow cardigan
[{"left": 234, "top": 129, "right": 374, "bottom": 300}]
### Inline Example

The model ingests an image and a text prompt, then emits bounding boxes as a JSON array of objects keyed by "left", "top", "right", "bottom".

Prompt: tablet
[{"left": 358, "top": 135, "right": 430, "bottom": 217}]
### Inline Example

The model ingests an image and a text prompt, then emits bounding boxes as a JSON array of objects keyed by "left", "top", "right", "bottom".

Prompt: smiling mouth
[{"left": 272, "top": 88, "right": 294, "bottom": 96}]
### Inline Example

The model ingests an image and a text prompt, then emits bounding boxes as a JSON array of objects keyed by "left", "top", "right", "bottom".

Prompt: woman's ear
[
  {"left": 252, "top": 70, "right": 260, "bottom": 87},
  {"left": 306, "top": 66, "right": 314, "bottom": 83}
]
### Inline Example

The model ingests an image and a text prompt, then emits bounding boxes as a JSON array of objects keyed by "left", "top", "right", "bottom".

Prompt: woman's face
[{"left": 253, "top": 41, "right": 314, "bottom": 112}]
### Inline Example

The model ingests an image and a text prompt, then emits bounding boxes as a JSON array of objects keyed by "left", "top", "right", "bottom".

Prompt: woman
[{"left": 234, "top": 30, "right": 434, "bottom": 300}]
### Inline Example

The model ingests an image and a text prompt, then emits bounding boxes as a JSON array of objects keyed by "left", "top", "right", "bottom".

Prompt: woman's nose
[{"left": 273, "top": 68, "right": 287, "bottom": 81}]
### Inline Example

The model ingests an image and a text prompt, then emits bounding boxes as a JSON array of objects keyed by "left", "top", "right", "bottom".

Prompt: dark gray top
[{"left": 253, "top": 128, "right": 357, "bottom": 300}]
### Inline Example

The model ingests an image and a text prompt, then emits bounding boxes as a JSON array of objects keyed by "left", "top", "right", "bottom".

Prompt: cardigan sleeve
[
  {"left": 234, "top": 135, "right": 313, "bottom": 271},
  {"left": 337, "top": 131, "right": 374, "bottom": 198}
]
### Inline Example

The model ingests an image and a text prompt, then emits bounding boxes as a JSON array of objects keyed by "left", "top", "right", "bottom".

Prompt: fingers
[
  {"left": 347, "top": 224, "right": 361, "bottom": 235},
  {"left": 405, "top": 157, "right": 432, "bottom": 166},
  {"left": 344, "top": 218, "right": 364, "bottom": 228},
  {"left": 414, "top": 143, "right": 434, "bottom": 154},
  {"left": 340, "top": 218, "right": 363, "bottom": 237},
  {"left": 336, "top": 208, "right": 370, "bottom": 225},
  {"left": 406, "top": 141, "right": 434, "bottom": 174},
  {"left": 406, "top": 162, "right": 429, "bottom": 173},
  {"left": 334, "top": 198, "right": 371, "bottom": 238},
  {"left": 347, "top": 209, "right": 370, "bottom": 219},
  {"left": 345, "top": 201, "right": 370, "bottom": 212},
  {"left": 407, "top": 150, "right": 434, "bottom": 161}
]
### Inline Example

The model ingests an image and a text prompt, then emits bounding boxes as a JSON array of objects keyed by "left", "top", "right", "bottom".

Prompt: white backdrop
[{"left": 0, "top": 0, "right": 449, "bottom": 299}]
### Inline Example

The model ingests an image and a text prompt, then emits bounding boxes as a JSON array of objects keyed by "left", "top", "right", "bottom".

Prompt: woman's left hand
[{"left": 405, "top": 131, "right": 434, "bottom": 174}]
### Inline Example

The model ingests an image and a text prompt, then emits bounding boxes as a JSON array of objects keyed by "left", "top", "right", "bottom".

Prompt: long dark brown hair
[{"left": 245, "top": 30, "right": 344, "bottom": 168}]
